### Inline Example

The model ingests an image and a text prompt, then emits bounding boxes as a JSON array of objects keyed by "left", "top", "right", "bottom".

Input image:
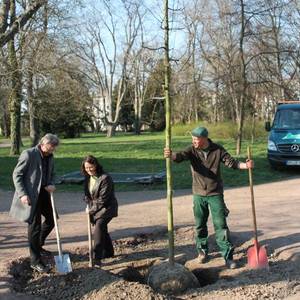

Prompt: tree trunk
[
  {"left": 134, "top": 92, "right": 141, "bottom": 135},
  {"left": 106, "top": 124, "right": 116, "bottom": 137},
  {"left": 1, "top": 99, "right": 10, "bottom": 137},
  {"left": 134, "top": 117, "right": 141, "bottom": 135},
  {"left": 236, "top": 110, "right": 244, "bottom": 156},
  {"left": 27, "top": 71, "right": 39, "bottom": 146},
  {"left": 251, "top": 113, "right": 255, "bottom": 144},
  {"left": 8, "top": 45, "right": 22, "bottom": 155},
  {"left": 8, "top": 0, "right": 21, "bottom": 155}
]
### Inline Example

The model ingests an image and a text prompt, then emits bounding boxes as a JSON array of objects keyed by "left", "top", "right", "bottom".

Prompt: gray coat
[{"left": 9, "top": 146, "right": 55, "bottom": 223}]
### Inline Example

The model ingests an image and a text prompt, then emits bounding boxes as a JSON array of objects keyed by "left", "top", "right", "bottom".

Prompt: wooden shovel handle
[
  {"left": 87, "top": 205, "right": 93, "bottom": 267},
  {"left": 247, "top": 146, "right": 258, "bottom": 244},
  {"left": 50, "top": 193, "right": 63, "bottom": 257}
]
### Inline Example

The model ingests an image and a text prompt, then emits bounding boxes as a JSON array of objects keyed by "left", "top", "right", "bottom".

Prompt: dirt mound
[{"left": 8, "top": 226, "right": 300, "bottom": 299}]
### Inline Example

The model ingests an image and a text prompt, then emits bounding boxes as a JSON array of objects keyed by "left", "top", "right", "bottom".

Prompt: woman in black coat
[{"left": 81, "top": 155, "right": 118, "bottom": 266}]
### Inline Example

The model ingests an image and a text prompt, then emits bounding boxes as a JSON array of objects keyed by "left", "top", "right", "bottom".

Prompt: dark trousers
[
  {"left": 93, "top": 217, "right": 114, "bottom": 260},
  {"left": 28, "top": 188, "right": 54, "bottom": 264},
  {"left": 193, "top": 194, "right": 234, "bottom": 260}
]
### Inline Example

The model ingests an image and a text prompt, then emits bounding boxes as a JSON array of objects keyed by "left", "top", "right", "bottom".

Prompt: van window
[{"left": 273, "top": 109, "right": 300, "bottom": 129}]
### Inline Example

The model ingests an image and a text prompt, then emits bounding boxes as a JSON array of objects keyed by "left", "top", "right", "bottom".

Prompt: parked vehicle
[{"left": 265, "top": 101, "right": 300, "bottom": 168}]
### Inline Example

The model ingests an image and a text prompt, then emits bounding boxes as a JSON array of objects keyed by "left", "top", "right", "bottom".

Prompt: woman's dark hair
[{"left": 81, "top": 155, "right": 103, "bottom": 176}]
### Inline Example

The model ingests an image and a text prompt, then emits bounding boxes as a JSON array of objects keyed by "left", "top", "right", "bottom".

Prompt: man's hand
[
  {"left": 164, "top": 148, "right": 172, "bottom": 158},
  {"left": 20, "top": 195, "right": 31, "bottom": 206},
  {"left": 246, "top": 159, "right": 254, "bottom": 169},
  {"left": 239, "top": 159, "right": 254, "bottom": 169},
  {"left": 45, "top": 185, "right": 56, "bottom": 193}
]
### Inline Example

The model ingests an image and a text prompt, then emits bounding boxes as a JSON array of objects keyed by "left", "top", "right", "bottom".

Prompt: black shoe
[
  {"left": 197, "top": 250, "right": 208, "bottom": 264},
  {"left": 30, "top": 262, "right": 49, "bottom": 273},
  {"left": 94, "top": 259, "right": 102, "bottom": 268},
  {"left": 225, "top": 259, "right": 237, "bottom": 269},
  {"left": 40, "top": 247, "right": 52, "bottom": 256},
  {"left": 103, "top": 253, "right": 114, "bottom": 259}
]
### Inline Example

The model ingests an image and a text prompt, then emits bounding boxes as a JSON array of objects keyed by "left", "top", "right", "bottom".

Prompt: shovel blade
[
  {"left": 247, "top": 244, "right": 269, "bottom": 269},
  {"left": 54, "top": 254, "right": 72, "bottom": 274}
]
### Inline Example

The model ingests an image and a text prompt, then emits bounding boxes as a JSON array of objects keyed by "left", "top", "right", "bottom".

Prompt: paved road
[{"left": 1, "top": 178, "right": 300, "bottom": 299}]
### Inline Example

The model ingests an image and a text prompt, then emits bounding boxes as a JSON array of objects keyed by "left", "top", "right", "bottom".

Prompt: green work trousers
[{"left": 193, "top": 194, "right": 233, "bottom": 260}]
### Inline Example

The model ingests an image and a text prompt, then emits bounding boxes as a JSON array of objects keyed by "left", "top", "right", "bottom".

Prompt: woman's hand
[
  {"left": 83, "top": 196, "right": 91, "bottom": 204},
  {"left": 45, "top": 185, "right": 56, "bottom": 193},
  {"left": 20, "top": 195, "right": 31, "bottom": 206}
]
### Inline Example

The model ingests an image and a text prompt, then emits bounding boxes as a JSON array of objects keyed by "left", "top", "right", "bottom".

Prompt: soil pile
[{"left": 8, "top": 226, "right": 300, "bottom": 299}]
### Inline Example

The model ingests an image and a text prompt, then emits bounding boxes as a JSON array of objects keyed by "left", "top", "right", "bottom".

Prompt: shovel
[
  {"left": 86, "top": 205, "right": 94, "bottom": 267},
  {"left": 50, "top": 192, "right": 72, "bottom": 274},
  {"left": 246, "top": 146, "right": 269, "bottom": 269}
]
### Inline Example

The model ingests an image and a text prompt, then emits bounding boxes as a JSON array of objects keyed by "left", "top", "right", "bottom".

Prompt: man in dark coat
[
  {"left": 164, "top": 126, "right": 254, "bottom": 269},
  {"left": 10, "top": 133, "right": 60, "bottom": 273}
]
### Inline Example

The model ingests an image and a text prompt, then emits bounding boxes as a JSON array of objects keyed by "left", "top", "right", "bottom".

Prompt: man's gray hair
[{"left": 39, "top": 133, "right": 60, "bottom": 146}]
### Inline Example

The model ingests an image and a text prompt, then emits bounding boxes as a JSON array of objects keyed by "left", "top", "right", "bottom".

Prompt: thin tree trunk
[
  {"left": 164, "top": 0, "right": 174, "bottom": 266},
  {"left": 236, "top": 0, "right": 247, "bottom": 156},
  {"left": 1, "top": 100, "right": 10, "bottom": 137},
  {"left": 27, "top": 71, "right": 39, "bottom": 146},
  {"left": 134, "top": 86, "right": 141, "bottom": 135},
  {"left": 236, "top": 110, "right": 244, "bottom": 155},
  {"left": 251, "top": 113, "right": 255, "bottom": 144}
]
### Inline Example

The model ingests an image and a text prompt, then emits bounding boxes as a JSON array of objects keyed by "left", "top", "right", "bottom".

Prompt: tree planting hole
[
  {"left": 192, "top": 268, "right": 219, "bottom": 287},
  {"left": 118, "top": 264, "right": 219, "bottom": 288},
  {"left": 116, "top": 265, "right": 146, "bottom": 284}
]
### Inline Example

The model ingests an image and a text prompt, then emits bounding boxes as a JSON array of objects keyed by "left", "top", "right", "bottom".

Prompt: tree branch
[{"left": 0, "top": 0, "right": 47, "bottom": 47}]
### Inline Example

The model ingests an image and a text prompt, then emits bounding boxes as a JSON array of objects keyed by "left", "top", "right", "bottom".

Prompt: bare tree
[
  {"left": 19, "top": 0, "right": 84, "bottom": 144},
  {"left": 181, "top": 0, "right": 204, "bottom": 123},
  {"left": 131, "top": 48, "right": 156, "bottom": 134},
  {"left": 0, "top": 0, "right": 47, "bottom": 47},
  {"left": 23, "top": 13, "right": 48, "bottom": 146},
  {"left": 76, "top": 0, "right": 143, "bottom": 137}
]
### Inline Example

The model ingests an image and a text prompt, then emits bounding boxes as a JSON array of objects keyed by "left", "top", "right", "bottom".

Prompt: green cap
[{"left": 191, "top": 126, "right": 208, "bottom": 138}]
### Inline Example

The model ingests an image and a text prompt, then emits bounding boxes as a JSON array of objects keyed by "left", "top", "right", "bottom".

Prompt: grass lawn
[{"left": 0, "top": 132, "right": 299, "bottom": 192}]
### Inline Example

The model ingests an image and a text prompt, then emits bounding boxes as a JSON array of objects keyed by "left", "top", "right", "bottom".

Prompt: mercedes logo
[{"left": 291, "top": 144, "right": 300, "bottom": 152}]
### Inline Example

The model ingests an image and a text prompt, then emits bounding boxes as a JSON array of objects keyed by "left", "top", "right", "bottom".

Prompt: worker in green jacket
[{"left": 164, "top": 126, "right": 253, "bottom": 269}]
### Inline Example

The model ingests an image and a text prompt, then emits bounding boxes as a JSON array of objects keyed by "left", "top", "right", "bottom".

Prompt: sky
[{"left": 72, "top": 0, "right": 187, "bottom": 58}]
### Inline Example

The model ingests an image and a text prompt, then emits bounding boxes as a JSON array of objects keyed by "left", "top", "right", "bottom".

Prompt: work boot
[
  {"left": 197, "top": 250, "right": 207, "bottom": 263},
  {"left": 225, "top": 259, "right": 237, "bottom": 269}
]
